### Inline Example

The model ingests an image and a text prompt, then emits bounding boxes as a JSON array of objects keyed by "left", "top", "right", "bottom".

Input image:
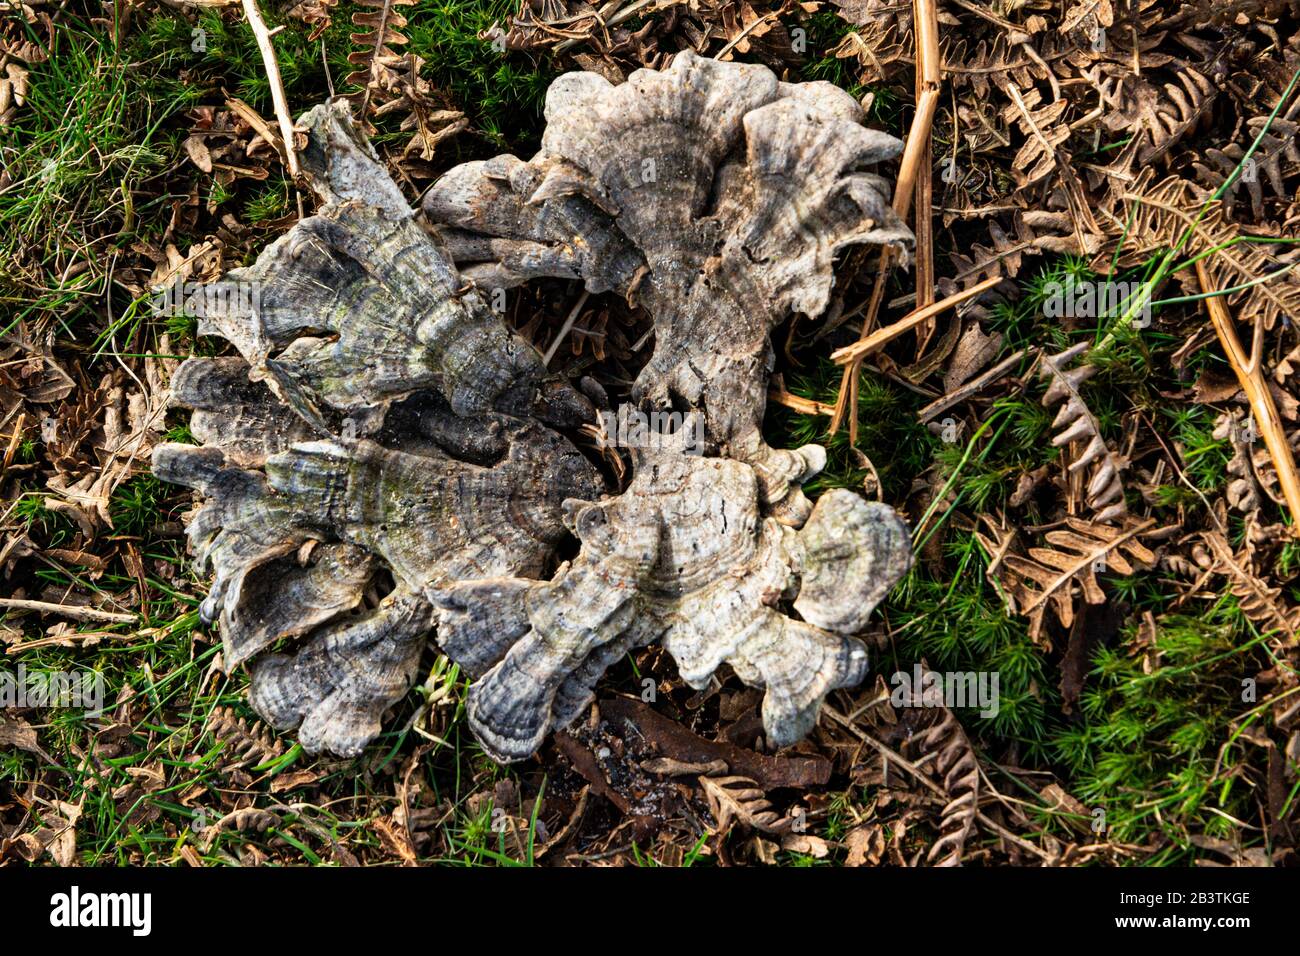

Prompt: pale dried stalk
[
  {"left": 831, "top": 275, "right": 1002, "bottom": 365},
  {"left": 542, "top": 291, "right": 590, "bottom": 367},
  {"left": 830, "top": 0, "right": 942, "bottom": 441},
  {"left": 1196, "top": 259, "right": 1300, "bottom": 535},
  {"left": 910, "top": 0, "right": 939, "bottom": 352},
  {"left": 913, "top": 140, "right": 936, "bottom": 354},
  {"left": 891, "top": 88, "right": 942, "bottom": 223},
  {"left": 0, "top": 598, "right": 137, "bottom": 624},
  {"left": 242, "top": 0, "right": 301, "bottom": 177},
  {"left": 768, "top": 383, "right": 837, "bottom": 417}
]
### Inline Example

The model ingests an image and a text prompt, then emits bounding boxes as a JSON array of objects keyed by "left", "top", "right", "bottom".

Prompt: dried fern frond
[
  {"left": 896, "top": 667, "right": 980, "bottom": 868},
  {"left": 209, "top": 706, "right": 285, "bottom": 769},
  {"left": 1194, "top": 97, "right": 1300, "bottom": 220},
  {"left": 198, "top": 807, "right": 281, "bottom": 850},
  {"left": 1109, "top": 170, "right": 1300, "bottom": 332},
  {"left": 1213, "top": 411, "right": 1262, "bottom": 515},
  {"left": 977, "top": 514, "right": 1158, "bottom": 644},
  {"left": 945, "top": 33, "right": 1054, "bottom": 101},
  {"left": 344, "top": 0, "right": 466, "bottom": 165},
  {"left": 998, "top": 85, "right": 1070, "bottom": 191},
  {"left": 831, "top": 19, "right": 909, "bottom": 86},
  {"left": 1084, "top": 64, "right": 1217, "bottom": 169},
  {"left": 284, "top": 0, "right": 339, "bottom": 40},
  {"left": 1039, "top": 343, "right": 1128, "bottom": 523},
  {"left": 1249, "top": 425, "right": 1300, "bottom": 510},
  {"left": 700, "top": 775, "right": 793, "bottom": 836},
  {"left": 346, "top": 0, "right": 416, "bottom": 115},
  {"left": 1201, "top": 530, "right": 1300, "bottom": 643}
]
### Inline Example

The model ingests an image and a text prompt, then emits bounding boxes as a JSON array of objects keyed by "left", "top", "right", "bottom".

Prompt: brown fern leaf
[
  {"left": 1243, "top": 106, "right": 1300, "bottom": 201},
  {"left": 896, "top": 668, "right": 980, "bottom": 867},
  {"left": 999, "top": 86, "right": 1070, "bottom": 190},
  {"left": 343, "top": 0, "right": 466, "bottom": 164},
  {"left": 1194, "top": 98, "right": 1300, "bottom": 220},
  {"left": 1249, "top": 425, "right": 1300, "bottom": 510},
  {"left": 948, "top": 34, "right": 1054, "bottom": 101},
  {"left": 346, "top": 0, "right": 416, "bottom": 114},
  {"left": 1039, "top": 343, "right": 1128, "bottom": 523},
  {"left": 198, "top": 807, "right": 281, "bottom": 850},
  {"left": 936, "top": 216, "right": 1043, "bottom": 314},
  {"left": 699, "top": 775, "right": 792, "bottom": 836},
  {"left": 1085, "top": 64, "right": 1217, "bottom": 169},
  {"left": 1201, "top": 531, "right": 1300, "bottom": 642},
  {"left": 977, "top": 515, "right": 1158, "bottom": 644},
  {"left": 1194, "top": 144, "right": 1263, "bottom": 221},
  {"left": 1212, "top": 411, "right": 1262, "bottom": 515},
  {"left": 209, "top": 706, "right": 285, "bottom": 769},
  {"left": 44, "top": 370, "right": 99, "bottom": 475},
  {"left": 828, "top": 0, "right": 912, "bottom": 88},
  {"left": 1105, "top": 170, "right": 1300, "bottom": 332},
  {"left": 284, "top": 0, "right": 339, "bottom": 41},
  {"left": 830, "top": 23, "right": 908, "bottom": 86}
]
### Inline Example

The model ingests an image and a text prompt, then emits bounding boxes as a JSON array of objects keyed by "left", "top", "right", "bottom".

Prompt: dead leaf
[{"left": 0, "top": 714, "right": 39, "bottom": 753}]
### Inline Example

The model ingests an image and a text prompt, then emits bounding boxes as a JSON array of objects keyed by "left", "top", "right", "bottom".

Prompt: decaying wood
[{"left": 154, "top": 56, "right": 915, "bottom": 762}]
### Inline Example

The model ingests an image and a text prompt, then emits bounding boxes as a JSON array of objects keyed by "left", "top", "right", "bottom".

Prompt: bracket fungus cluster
[{"left": 153, "top": 51, "right": 916, "bottom": 762}]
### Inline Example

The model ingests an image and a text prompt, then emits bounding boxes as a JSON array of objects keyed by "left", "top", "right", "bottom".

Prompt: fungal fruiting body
[{"left": 154, "top": 51, "right": 914, "bottom": 762}]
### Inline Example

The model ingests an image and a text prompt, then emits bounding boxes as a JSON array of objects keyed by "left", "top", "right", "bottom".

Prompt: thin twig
[
  {"left": 831, "top": 275, "right": 1002, "bottom": 365},
  {"left": 768, "top": 382, "right": 837, "bottom": 417},
  {"left": 916, "top": 348, "right": 1027, "bottom": 423},
  {"left": 0, "top": 598, "right": 137, "bottom": 624},
  {"left": 242, "top": 0, "right": 300, "bottom": 177},
  {"left": 542, "top": 291, "right": 590, "bottom": 367}
]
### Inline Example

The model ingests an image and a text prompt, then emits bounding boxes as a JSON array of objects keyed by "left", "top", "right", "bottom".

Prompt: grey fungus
[{"left": 154, "top": 51, "right": 914, "bottom": 762}]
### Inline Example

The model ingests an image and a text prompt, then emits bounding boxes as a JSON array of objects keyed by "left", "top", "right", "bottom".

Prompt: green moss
[
  {"left": 767, "top": 357, "right": 931, "bottom": 500},
  {"left": 407, "top": 0, "right": 557, "bottom": 151}
]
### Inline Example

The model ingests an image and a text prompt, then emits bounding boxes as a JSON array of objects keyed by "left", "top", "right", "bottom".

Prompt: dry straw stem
[
  {"left": 830, "top": 0, "right": 942, "bottom": 442},
  {"left": 831, "top": 275, "right": 1003, "bottom": 366},
  {"left": 1196, "top": 259, "right": 1300, "bottom": 536},
  {"left": 0, "top": 597, "right": 137, "bottom": 624},
  {"left": 907, "top": 0, "right": 941, "bottom": 328},
  {"left": 769, "top": 382, "right": 837, "bottom": 417},
  {"left": 242, "top": 0, "right": 301, "bottom": 177}
]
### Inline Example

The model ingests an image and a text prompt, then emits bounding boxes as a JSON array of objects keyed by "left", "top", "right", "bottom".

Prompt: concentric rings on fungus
[{"left": 154, "top": 52, "right": 915, "bottom": 762}]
